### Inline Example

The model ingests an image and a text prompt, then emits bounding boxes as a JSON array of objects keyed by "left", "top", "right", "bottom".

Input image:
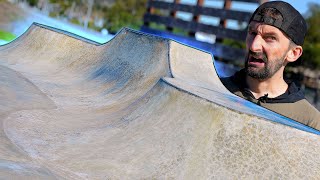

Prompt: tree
[
  {"left": 26, "top": 0, "right": 39, "bottom": 6},
  {"left": 300, "top": 3, "right": 320, "bottom": 69},
  {"left": 103, "top": 0, "right": 147, "bottom": 33}
]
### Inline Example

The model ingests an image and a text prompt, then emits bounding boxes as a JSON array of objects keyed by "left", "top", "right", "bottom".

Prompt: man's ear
[{"left": 286, "top": 45, "right": 303, "bottom": 63}]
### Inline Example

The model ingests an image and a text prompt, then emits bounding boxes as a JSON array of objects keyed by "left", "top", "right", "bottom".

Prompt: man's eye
[{"left": 265, "top": 36, "right": 276, "bottom": 41}]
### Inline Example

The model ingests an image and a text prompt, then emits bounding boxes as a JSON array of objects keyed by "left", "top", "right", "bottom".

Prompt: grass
[{"left": 0, "top": 30, "right": 16, "bottom": 41}]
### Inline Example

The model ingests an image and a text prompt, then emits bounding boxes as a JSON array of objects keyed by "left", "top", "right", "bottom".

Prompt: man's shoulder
[
  {"left": 265, "top": 99, "right": 320, "bottom": 130},
  {"left": 295, "top": 99, "right": 320, "bottom": 116},
  {"left": 295, "top": 99, "right": 320, "bottom": 130},
  {"left": 220, "top": 76, "right": 238, "bottom": 93},
  {"left": 220, "top": 72, "right": 243, "bottom": 94},
  {"left": 220, "top": 76, "right": 233, "bottom": 86}
]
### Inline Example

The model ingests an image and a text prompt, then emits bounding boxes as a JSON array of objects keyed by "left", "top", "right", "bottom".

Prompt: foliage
[
  {"left": 222, "top": 38, "right": 245, "bottom": 49},
  {"left": 172, "top": 27, "right": 189, "bottom": 36},
  {"left": 26, "top": 0, "right": 38, "bottom": 6},
  {"left": 103, "top": 0, "right": 148, "bottom": 33},
  {"left": 48, "top": 0, "right": 81, "bottom": 17},
  {"left": 0, "top": 30, "right": 16, "bottom": 41},
  {"left": 49, "top": 11, "right": 59, "bottom": 18},
  {"left": 300, "top": 3, "right": 320, "bottom": 69},
  {"left": 69, "top": 18, "right": 81, "bottom": 26},
  {"left": 149, "top": 22, "right": 166, "bottom": 31},
  {"left": 26, "top": 0, "right": 147, "bottom": 33}
]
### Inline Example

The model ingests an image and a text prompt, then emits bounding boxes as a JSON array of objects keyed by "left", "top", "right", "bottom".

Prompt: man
[{"left": 221, "top": 1, "right": 320, "bottom": 131}]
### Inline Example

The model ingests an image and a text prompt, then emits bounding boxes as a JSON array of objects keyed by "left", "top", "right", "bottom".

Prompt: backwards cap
[{"left": 249, "top": 1, "right": 307, "bottom": 45}]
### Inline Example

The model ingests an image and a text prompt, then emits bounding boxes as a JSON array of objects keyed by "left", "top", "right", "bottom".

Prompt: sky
[
  {"left": 227, "top": 0, "right": 319, "bottom": 16},
  {"left": 275, "top": 0, "right": 319, "bottom": 15}
]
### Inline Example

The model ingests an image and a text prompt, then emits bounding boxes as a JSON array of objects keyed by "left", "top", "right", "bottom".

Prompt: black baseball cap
[{"left": 249, "top": 1, "right": 307, "bottom": 46}]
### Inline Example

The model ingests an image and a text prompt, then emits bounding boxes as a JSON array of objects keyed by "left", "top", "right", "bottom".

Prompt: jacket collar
[{"left": 231, "top": 69, "right": 305, "bottom": 103}]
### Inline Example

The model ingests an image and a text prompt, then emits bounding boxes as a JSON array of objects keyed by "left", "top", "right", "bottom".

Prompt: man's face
[{"left": 245, "top": 21, "right": 291, "bottom": 80}]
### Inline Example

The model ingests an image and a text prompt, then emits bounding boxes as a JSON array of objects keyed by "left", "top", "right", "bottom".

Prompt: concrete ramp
[{"left": 0, "top": 24, "right": 320, "bottom": 179}]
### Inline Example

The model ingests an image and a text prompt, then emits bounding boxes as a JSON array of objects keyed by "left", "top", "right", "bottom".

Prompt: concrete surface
[{"left": 0, "top": 24, "right": 320, "bottom": 179}]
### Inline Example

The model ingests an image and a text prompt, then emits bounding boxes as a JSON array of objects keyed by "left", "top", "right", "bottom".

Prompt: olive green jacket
[{"left": 221, "top": 69, "right": 320, "bottom": 131}]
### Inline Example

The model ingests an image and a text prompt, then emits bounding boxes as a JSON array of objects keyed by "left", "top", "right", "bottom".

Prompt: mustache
[{"left": 248, "top": 50, "right": 267, "bottom": 63}]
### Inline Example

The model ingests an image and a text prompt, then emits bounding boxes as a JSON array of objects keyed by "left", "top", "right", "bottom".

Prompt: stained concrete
[{"left": 0, "top": 24, "right": 319, "bottom": 179}]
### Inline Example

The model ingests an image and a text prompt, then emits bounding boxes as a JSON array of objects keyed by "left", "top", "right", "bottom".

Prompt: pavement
[{"left": 0, "top": 24, "right": 319, "bottom": 179}]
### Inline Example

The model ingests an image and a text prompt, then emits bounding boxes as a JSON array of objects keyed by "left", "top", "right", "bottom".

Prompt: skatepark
[{"left": 0, "top": 23, "right": 319, "bottom": 179}]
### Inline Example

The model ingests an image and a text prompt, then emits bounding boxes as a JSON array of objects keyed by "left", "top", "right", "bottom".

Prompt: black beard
[
  {"left": 246, "top": 66, "right": 271, "bottom": 79},
  {"left": 244, "top": 50, "right": 285, "bottom": 80},
  {"left": 245, "top": 51, "right": 270, "bottom": 80},
  {"left": 246, "top": 63, "right": 271, "bottom": 80}
]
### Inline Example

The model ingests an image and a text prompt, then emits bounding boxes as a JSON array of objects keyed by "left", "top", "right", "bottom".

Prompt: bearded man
[{"left": 221, "top": 1, "right": 320, "bottom": 130}]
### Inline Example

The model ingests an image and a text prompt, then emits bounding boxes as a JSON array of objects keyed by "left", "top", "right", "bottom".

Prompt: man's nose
[{"left": 249, "top": 35, "right": 263, "bottom": 52}]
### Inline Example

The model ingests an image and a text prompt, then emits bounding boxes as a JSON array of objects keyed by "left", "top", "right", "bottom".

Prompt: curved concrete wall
[{"left": 0, "top": 24, "right": 319, "bottom": 179}]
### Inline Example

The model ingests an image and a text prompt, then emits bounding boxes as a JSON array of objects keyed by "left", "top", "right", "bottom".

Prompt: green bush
[
  {"left": 26, "top": 0, "right": 39, "bottom": 7},
  {"left": 301, "top": 3, "right": 320, "bottom": 69},
  {"left": 103, "top": 0, "right": 148, "bottom": 33},
  {"left": 0, "top": 30, "right": 16, "bottom": 41},
  {"left": 70, "top": 18, "right": 82, "bottom": 26}
]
